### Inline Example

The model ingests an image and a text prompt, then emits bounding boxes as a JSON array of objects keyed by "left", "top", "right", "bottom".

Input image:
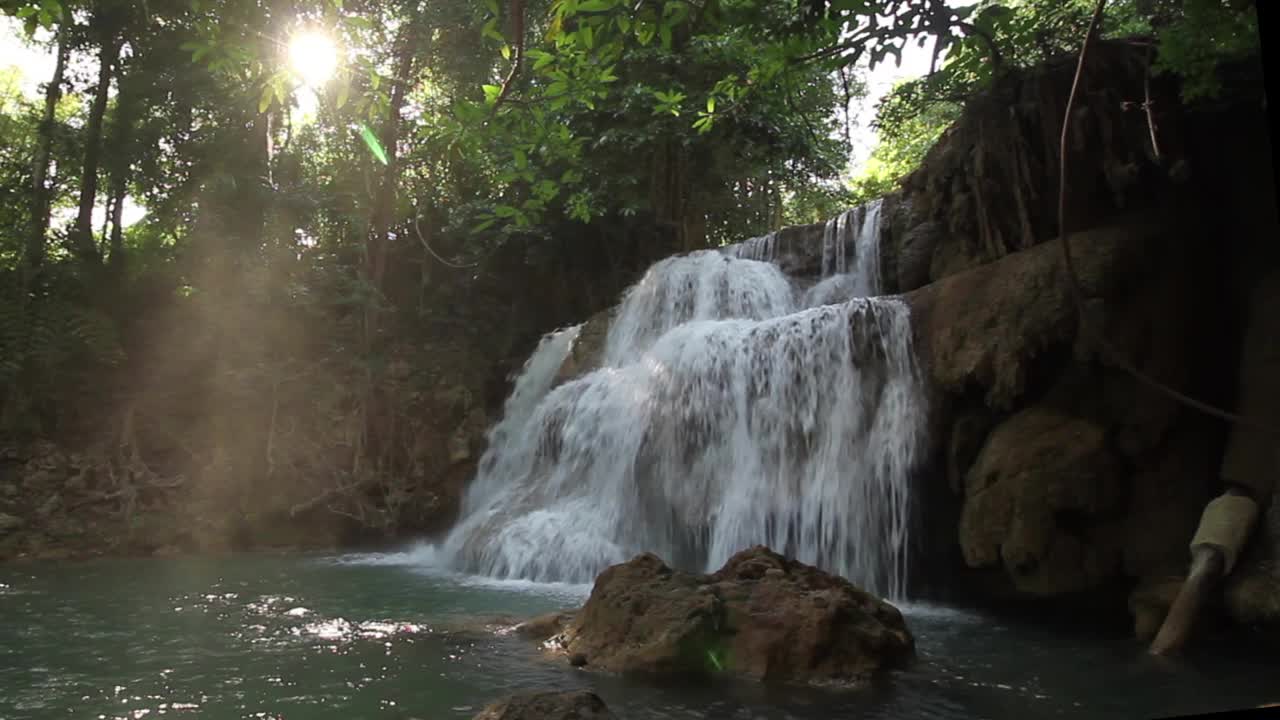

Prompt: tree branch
[{"left": 487, "top": 0, "right": 526, "bottom": 120}]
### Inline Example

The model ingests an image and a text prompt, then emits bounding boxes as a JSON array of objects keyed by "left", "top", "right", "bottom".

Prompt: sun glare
[{"left": 288, "top": 31, "right": 338, "bottom": 89}]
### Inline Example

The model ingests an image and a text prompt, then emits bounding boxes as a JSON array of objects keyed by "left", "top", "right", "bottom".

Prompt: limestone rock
[
  {"left": 448, "top": 431, "right": 472, "bottom": 464},
  {"left": 512, "top": 610, "right": 575, "bottom": 642},
  {"left": 959, "top": 406, "right": 1125, "bottom": 595},
  {"left": 471, "top": 691, "right": 615, "bottom": 720},
  {"left": 555, "top": 308, "right": 611, "bottom": 386},
  {"left": 554, "top": 547, "right": 913, "bottom": 685},
  {"left": 897, "top": 218, "right": 942, "bottom": 294},
  {"left": 904, "top": 216, "right": 1161, "bottom": 410},
  {"left": 0, "top": 512, "right": 24, "bottom": 535}
]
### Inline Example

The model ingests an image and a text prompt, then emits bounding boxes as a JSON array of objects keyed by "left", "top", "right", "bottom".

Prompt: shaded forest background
[{"left": 0, "top": 0, "right": 1263, "bottom": 556}]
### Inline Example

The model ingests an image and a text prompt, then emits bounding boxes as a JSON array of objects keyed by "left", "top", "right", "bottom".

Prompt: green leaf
[
  {"left": 259, "top": 87, "right": 273, "bottom": 113},
  {"left": 659, "top": 23, "right": 672, "bottom": 49},
  {"left": 576, "top": 0, "right": 614, "bottom": 10},
  {"left": 500, "top": 44, "right": 511, "bottom": 60},
  {"left": 482, "top": 84, "right": 502, "bottom": 103},
  {"left": 580, "top": 25, "right": 594, "bottom": 49},
  {"left": 513, "top": 148, "right": 528, "bottom": 169}
]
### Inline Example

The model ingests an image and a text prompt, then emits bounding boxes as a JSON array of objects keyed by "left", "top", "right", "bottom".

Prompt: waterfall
[
  {"left": 805, "top": 198, "right": 884, "bottom": 307},
  {"left": 439, "top": 201, "right": 926, "bottom": 599},
  {"left": 730, "top": 232, "right": 777, "bottom": 263}
]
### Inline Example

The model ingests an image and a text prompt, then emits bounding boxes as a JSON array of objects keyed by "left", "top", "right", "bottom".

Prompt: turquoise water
[{"left": 1, "top": 547, "right": 1276, "bottom": 720}]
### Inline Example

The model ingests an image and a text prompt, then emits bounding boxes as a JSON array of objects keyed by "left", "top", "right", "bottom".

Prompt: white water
[
  {"left": 602, "top": 250, "right": 796, "bottom": 364},
  {"left": 438, "top": 203, "right": 926, "bottom": 599},
  {"left": 805, "top": 198, "right": 884, "bottom": 307}
]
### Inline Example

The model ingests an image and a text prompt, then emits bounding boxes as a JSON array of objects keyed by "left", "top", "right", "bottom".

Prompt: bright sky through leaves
[{"left": 288, "top": 30, "right": 338, "bottom": 89}]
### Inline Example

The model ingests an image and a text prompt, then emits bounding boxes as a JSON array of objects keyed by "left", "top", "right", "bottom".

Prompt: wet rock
[
  {"left": 471, "top": 690, "right": 614, "bottom": 720},
  {"left": 905, "top": 216, "right": 1162, "bottom": 410},
  {"left": 555, "top": 547, "right": 913, "bottom": 685},
  {"left": 959, "top": 406, "right": 1125, "bottom": 595},
  {"left": 555, "top": 308, "right": 611, "bottom": 386},
  {"left": 897, "top": 219, "right": 941, "bottom": 293},
  {"left": 513, "top": 610, "right": 576, "bottom": 642},
  {"left": 0, "top": 512, "right": 24, "bottom": 535},
  {"left": 0, "top": 482, "right": 17, "bottom": 498},
  {"left": 448, "top": 431, "right": 472, "bottom": 464}
]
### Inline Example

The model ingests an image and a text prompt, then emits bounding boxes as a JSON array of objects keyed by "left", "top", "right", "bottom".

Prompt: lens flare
[{"left": 288, "top": 31, "right": 337, "bottom": 89}]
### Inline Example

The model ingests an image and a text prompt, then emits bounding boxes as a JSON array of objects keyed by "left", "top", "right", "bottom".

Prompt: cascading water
[
  {"left": 439, "top": 201, "right": 926, "bottom": 599},
  {"left": 601, "top": 249, "right": 796, "bottom": 364},
  {"left": 804, "top": 198, "right": 884, "bottom": 307}
]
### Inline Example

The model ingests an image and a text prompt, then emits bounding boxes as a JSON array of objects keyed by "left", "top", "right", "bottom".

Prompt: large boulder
[
  {"left": 471, "top": 691, "right": 615, "bottom": 720},
  {"left": 548, "top": 547, "right": 914, "bottom": 685}
]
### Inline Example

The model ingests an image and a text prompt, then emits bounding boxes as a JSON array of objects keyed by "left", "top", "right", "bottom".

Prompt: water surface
[{"left": 1, "top": 549, "right": 1274, "bottom": 719}]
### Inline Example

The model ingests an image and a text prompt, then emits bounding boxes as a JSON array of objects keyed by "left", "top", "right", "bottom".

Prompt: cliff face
[
  {"left": 545, "top": 41, "right": 1277, "bottom": 631},
  {"left": 881, "top": 42, "right": 1277, "bottom": 629}
]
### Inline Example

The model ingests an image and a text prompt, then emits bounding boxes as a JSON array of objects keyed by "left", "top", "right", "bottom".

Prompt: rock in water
[
  {"left": 471, "top": 691, "right": 615, "bottom": 720},
  {"left": 553, "top": 546, "right": 914, "bottom": 685}
]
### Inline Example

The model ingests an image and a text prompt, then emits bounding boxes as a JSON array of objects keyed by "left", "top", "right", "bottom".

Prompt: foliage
[
  {"left": 0, "top": 0, "right": 1265, "bottom": 536},
  {"left": 849, "top": 0, "right": 1260, "bottom": 203}
]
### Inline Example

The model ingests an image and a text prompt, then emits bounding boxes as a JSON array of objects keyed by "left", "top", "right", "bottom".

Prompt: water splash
[
  {"left": 602, "top": 250, "right": 796, "bottom": 363},
  {"left": 473, "top": 324, "right": 582, "bottom": 486},
  {"left": 440, "top": 201, "right": 924, "bottom": 599}
]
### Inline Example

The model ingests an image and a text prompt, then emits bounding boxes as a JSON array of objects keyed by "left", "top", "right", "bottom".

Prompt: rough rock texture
[
  {"left": 551, "top": 547, "right": 913, "bottom": 685},
  {"left": 555, "top": 307, "right": 612, "bottom": 386},
  {"left": 471, "top": 691, "right": 615, "bottom": 720},
  {"left": 876, "top": 44, "right": 1276, "bottom": 625},
  {"left": 513, "top": 610, "right": 577, "bottom": 642}
]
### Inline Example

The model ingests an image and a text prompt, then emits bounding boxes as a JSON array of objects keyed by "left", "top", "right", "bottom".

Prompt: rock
[
  {"left": 568, "top": 653, "right": 588, "bottom": 667},
  {"left": 904, "top": 215, "right": 1163, "bottom": 410},
  {"left": 471, "top": 691, "right": 615, "bottom": 720},
  {"left": 0, "top": 512, "right": 24, "bottom": 535},
  {"left": 37, "top": 495, "right": 60, "bottom": 518},
  {"left": 959, "top": 406, "right": 1125, "bottom": 595},
  {"left": 512, "top": 610, "right": 576, "bottom": 642},
  {"left": 897, "top": 219, "right": 942, "bottom": 293},
  {"left": 555, "top": 308, "right": 611, "bottom": 386},
  {"left": 0, "top": 482, "right": 16, "bottom": 498},
  {"left": 448, "top": 431, "right": 472, "bottom": 464},
  {"left": 556, "top": 547, "right": 913, "bottom": 685}
]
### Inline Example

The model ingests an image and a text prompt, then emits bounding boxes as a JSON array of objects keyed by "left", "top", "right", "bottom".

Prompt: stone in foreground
[
  {"left": 471, "top": 690, "right": 615, "bottom": 720},
  {"left": 548, "top": 546, "right": 914, "bottom": 685}
]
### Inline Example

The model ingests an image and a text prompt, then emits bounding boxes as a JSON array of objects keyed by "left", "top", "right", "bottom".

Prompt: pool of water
[{"left": 1, "top": 546, "right": 1275, "bottom": 720}]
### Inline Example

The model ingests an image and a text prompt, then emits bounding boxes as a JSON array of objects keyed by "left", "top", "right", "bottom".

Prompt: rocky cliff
[{"left": 542, "top": 41, "right": 1277, "bottom": 634}]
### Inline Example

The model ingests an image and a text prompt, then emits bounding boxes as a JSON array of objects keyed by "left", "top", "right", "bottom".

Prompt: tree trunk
[
  {"left": 360, "top": 25, "right": 420, "bottom": 468},
  {"left": 106, "top": 69, "right": 136, "bottom": 273},
  {"left": 363, "top": 29, "right": 418, "bottom": 345},
  {"left": 24, "top": 22, "right": 70, "bottom": 289},
  {"left": 69, "top": 30, "right": 123, "bottom": 265}
]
